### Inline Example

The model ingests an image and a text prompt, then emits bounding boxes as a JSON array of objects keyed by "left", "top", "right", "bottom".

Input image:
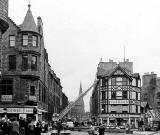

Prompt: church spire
[
  {"left": 79, "top": 81, "right": 83, "bottom": 95},
  {"left": 28, "top": 0, "right": 31, "bottom": 9}
]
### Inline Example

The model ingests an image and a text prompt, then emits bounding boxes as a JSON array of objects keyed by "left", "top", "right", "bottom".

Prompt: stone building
[
  {"left": 91, "top": 59, "right": 141, "bottom": 128},
  {"left": 142, "top": 72, "right": 160, "bottom": 111},
  {"left": 0, "top": 1, "right": 62, "bottom": 121},
  {"left": 61, "top": 92, "right": 69, "bottom": 112}
]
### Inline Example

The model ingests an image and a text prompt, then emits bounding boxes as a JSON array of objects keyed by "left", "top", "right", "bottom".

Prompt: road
[{"left": 41, "top": 130, "right": 160, "bottom": 135}]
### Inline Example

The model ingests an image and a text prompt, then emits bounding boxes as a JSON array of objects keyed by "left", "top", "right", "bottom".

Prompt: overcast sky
[{"left": 9, "top": 0, "right": 160, "bottom": 111}]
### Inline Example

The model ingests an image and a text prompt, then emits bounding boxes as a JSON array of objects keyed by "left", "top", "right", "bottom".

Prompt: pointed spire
[
  {"left": 28, "top": 0, "right": 31, "bottom": 9},
  {"left": 20, "top": 2, "right": 38, "bottom": 33},
  {"left": 79, "top": 81, "right": 83, "bottom": 95}
]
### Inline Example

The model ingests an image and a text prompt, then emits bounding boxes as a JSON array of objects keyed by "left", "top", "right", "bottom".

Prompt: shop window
[
  {"left": 9, "top": 35, "right": 15, "bottom": 47},
  {"left": 32, "top": 35, "right": 38, "bottom": 47},
  {"left": 8, "top": 55, "right": 16, "bottom": 70},
  {"left": 22, "top": 55, "right": 28, "bottom": 71},
  {"left": 31, "top": 55, "right": 37, "bottom": 71},
  {"left": 112, "top": 78, "right": 116, "bottom": 85},
  {"left": 0, "top": 79, "right": 13, "bottom": 95},
  {"left": 102, "top": 91, "right": 105, "bottom": 100},
  {"left": 102, "top": 79, "right": 106, "bottom": 87},
  {"left": 22, "top": 35, "right": 28, "bottom": 46},
  {"left": 30, "top": 86, "right": 35, "bottom": 96},
  {"left": 111, "top": 91, "right": 116, "bottom": 99},
  {"left": 157, "top": 102, "right": 160, "bottom": 106},
  {"left": 101, "top": 104, "right": 105, "bottom": 114},
  {"left": 122, "top": 91, "right": 128, "bottom": 99},
  {"left": 157, "top": 92, "right": 160, "bottom": 99},
  {"left": 136, "top": 92, "right": 138, "bottom": 100}
]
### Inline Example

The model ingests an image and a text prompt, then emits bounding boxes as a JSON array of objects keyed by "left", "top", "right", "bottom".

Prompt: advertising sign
[
  {"left": 109, "top": 100, "right": 129, "bottom": 104},
  {"left": 1, "top": 95, "right": 12, "bottom": 102}
]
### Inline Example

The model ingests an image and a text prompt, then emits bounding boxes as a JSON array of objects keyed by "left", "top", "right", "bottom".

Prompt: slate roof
[{"left": 20, "top": 5, "right": 38, "bottom": 33}]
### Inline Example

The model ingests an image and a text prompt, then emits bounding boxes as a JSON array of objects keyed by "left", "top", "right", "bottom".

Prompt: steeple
[
  {"left": 20, "top": 2, "right": 38, "bottom": 33},
  {"left": 79, "top": 81, "right": 83, "bottom": 95}
]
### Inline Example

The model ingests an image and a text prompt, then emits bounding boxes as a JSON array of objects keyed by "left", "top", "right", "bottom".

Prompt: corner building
[
  {"left": 0, "top": 1, "right": 62, "bottom": 121},
  {"left": 91, "top": 59, "right": 141, "bottom": 128}
]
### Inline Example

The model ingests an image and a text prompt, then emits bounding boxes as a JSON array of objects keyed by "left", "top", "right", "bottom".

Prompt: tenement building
[
  {"left": 142, "top": 73, "right": 160, "bottom": 115},
  {"left": 91, "top": 59, "right": 141, "bottom": 128},
  {"left": 0, "top": 0, "right": 62, "bottom": 121}
]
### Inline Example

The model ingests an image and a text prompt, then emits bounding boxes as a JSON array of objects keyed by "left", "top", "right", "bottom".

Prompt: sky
[{"left": 8, "top": 0, "right": 160, "bottom": 112}]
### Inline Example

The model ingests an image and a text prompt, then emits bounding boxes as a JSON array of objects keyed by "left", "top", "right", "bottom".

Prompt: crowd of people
[{"left": 0, "top": 116, "right": 48, "bottom": 135}]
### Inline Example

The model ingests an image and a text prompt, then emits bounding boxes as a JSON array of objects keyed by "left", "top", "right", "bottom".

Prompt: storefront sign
[
  {"left": 7, "top": 108, "right": 23, "bottom": 113},
  {"left": 109, "top": 100, "right": 129, "bottom": 104},
  {"left": 100, "top": 114, "right": 141, "bottom": 118},
  {"left": 29, "top": 96, "right": 37, "bottom": 101},
  {"left": 107, "top": 114, "right": 129, "bottom": 118},
  {"left": 1, "top": 95, "right": 12, "bottom": 102},
  {"left": 132, "top": 100, "right": 140, "bottom": 105},
  {"left": 0, "top": 108, "right": 34, "bottom": 114},
  {"left": 24, "top": 108, "right": 33, "bottom": 114}
]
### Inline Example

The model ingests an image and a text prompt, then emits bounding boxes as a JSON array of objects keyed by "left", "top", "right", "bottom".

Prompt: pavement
[{"left": 41, "top": 130, "right": 160, "bottom": 135}]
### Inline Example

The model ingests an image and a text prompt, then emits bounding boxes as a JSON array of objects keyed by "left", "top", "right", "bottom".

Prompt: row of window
[
  {"left": 101, "top": 91, "right": 140, "bottom": 100},
  {"left": 0, "top": 79, "right": 36, "bottom": 96},
  {"left": 100, "top": 77, "right": 141, "bottom": 87},
  {"left": 9, "top": 55, "right": 37, "bottom": 71},
  {"left": 9, "top": 35, "right": 38, "bottom": 47},
  {"left": 101, "top": 105, "right": 140, "bottom": 114}
]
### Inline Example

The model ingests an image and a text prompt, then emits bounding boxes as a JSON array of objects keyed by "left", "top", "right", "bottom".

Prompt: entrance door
[{"left": 116, "top": 118, "right": 123, "bottom": 126}]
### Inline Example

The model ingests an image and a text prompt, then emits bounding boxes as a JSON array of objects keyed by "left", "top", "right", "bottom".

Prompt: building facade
[
  {"left": 0, "top": 1, "right": 62, "bottom": 121},
  {"left": 91, "top": 59, "right": 141, "bottom": 128},
  {"left": 61, "top": 92, "right": 69, "bottom": 112},
  {"left": 142, "top": 72, "right": 160, "bottom": 114}
]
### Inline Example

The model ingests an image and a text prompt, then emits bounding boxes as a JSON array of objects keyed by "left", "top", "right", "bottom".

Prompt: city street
[{"left": 41, "top": 130, "right": 160, "bottom": 135}]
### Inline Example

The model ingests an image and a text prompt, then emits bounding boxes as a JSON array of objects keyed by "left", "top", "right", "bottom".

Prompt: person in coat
[
  {"left": 98, "top": 124, "right": 105, "bottom": 135},
  {"left": 10, "top": 117, "right": 20, "bottom": 135}
]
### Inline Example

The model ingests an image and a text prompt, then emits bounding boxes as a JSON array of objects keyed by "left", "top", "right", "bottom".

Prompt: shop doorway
[{"left": 116, "top": 118, "right": 123, "bottom": 126}]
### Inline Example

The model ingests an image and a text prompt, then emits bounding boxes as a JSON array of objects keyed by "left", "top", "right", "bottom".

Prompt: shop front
[
  {"left": 0, "top": 107, "right": 35, "bottom": 120},
  {"left": 99, "top": 114, "right": 140, "bottom": 128}
]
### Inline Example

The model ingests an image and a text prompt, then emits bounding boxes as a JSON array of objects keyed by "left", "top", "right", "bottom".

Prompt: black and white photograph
[{"left": 1, "top": 0, "right": 160, "bottom": 134}]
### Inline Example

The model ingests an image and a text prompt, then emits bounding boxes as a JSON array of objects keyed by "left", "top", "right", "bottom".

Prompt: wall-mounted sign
[
  {"left": 109, "top": 100, "right": 129, "bottom": 104},
  {"left": 1, "top": 95, "right": 12, "bottom": 102},
  {"left": 132, "top": 100, "right": 140, "bottom": 105},
  {"left": 0, "top": 108, "right": 33, "bottom": 114},
  {"left": 24, "top": 108, "right": 33, "bottom": 114},
  {"left": 7, "top": 108, "right": 23, "bottom": 113},
  {"left": 29, "top": 96, "right": 37, "bottom": 101},
  {"left": 100, "top": 114, "right": 141, "bottom": 118}
]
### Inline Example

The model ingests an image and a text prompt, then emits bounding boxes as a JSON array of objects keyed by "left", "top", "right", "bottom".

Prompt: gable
[
  {"left": 113, "top": 69, "right": 124, "bottom": 76},
  {"left": 106, "top": 65, "right": 132, "bottom": 80}
]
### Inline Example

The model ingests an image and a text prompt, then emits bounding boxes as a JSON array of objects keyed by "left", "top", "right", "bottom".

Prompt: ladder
[{"left": 57, "top": 80, "right": 98, "bottom": 121}]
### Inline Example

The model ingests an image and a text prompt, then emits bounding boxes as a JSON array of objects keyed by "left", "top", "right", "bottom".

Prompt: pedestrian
[
  {"left": 19, "top": 117, "right": 26, "bottom": 135},
  {"left": 35, "top": 122, "right": 42, "bottom": 135},
  {"left": 98, "top": 124, "right": 105, "bottom": 135},
  {"left": 57, "top": 121, "right": 62, "bottom": 135},
  {"left": 28, "top": 119, "right": 35, "bottom": 135},
  {"left": 10, "top": 117, "right": 20, "bottom": 135}
]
